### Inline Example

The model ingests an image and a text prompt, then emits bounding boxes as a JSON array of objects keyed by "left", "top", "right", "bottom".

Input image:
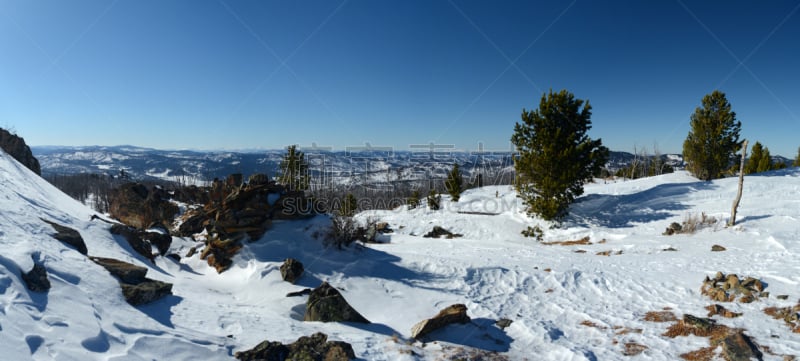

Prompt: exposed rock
[
  {"left": 411, "top": 304, "right": 470, "bottom": 339},
  {"left": 0, "top": 128, "right": 41, "bottom": 175},
  {"left": 176, "top": 209, "right": 207, "bottom": 237},
  {"left": 22, "top": 263, "right": 50, "bottom": 292},
  {"left": 121, "top": 280, "right": 173, "bottom": 306},
  {"left": 375, "top": 222, "right": 392, "bottom": 234},
  {"left": 248, "top": 173, "right": 269, "bottom": 186},
  {"left": 108, "top": 183, "right": 179, "bottom": 230},
  {"left": 721, "top": 330, "right": 763, "bottom": 361},
  {"left": 304, "top": 282, "right": 370, "bottom": 323},
  {"left": 90, "top": 257, "right": 147, "bottom": 284},
  {"left": 42, "top": 219, "right": 87, "bottom": 255},
  {"left": 200, "top": 238, "right": 242, "bottom": 273},
  {"left": 143, "top": 231, "right": 172, "bottom": 256},
  {"left": 711, "top": 244, "right": 727, "bottom": 252},
  {"left": 280, "top": 258, "right": 304, "bottom": 284},
  {"left": 423, "top": 226, "right": 462, "bottom": 239},
  {"left": 663, "top": 222, "right": 682, "bottom": 235},
  {"left": 110, "top": 224, "right": 156, "bottom": 262},
  {"left": 705, "top": 304, "right": 742, "bottom": 318},
  {"left": 701, "top": 272, "right": 766, "bottom": 303},
  {"left": 496, "top": 318, "right": 513, "bottom": 330},
  {"left": 90, "top": 257, "right": 172, "bottom": 305},
  {"left": 286, "top": 288, "right": 313, "bottom": 297},
  {"left": 235, "top": 332, "right": 354, "bottom": 361}
]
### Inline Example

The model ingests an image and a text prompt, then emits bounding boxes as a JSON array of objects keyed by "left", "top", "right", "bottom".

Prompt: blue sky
[{"left": 1, "top": 1, "right": 799, "bottom": 156}]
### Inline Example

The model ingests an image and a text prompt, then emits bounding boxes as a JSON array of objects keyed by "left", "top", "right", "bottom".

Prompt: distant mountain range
[{"left": 32, "top": 145, "right": 695, "bottom": 186}]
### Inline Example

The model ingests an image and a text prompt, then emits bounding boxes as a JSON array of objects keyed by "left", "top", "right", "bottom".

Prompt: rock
[
  {"left": 108, "top": 183, "right": 179, "bottom": 230},
  {"left": 0, "top": 128, "right": 41, "bottom": 175},
  {"left": 235, "top": 332, "right": 355, "bottom": 361},
  {"left": 411, "top": 304, "right": 470, "bottom": 339},
  {"left": 711, "top": 244, "right": 727, "bottom": 252},
  {"left": 110, "top": 224, "right": 156, "bottom": 262},
  {"left": 286, "top": 288, "right": 313, "bottom": 297},
  {"left": 247, "top": 173, "right": 269, "bottom": 186},
  {"left": 304, "top": 282, "right": 370, "bottom": 323},
  {"left": 90, "top": 257, "right": 148, "bottom": 284},
  {"left": 121, "top": 280, "right": 173, "bottom": 306},
  {"left": 705, "top": 304, "right": 742, "bottom": 318},
  {"left": 683, "top": 314, "right": 715, "bottom": 332},
  {"left": 42, "top": 219, "right": 87, "bottom": 255},
  {"left": 142, "top": 231, "right": 172, "bottom": 256},
  {"left": 496, "top": 318, "right": 513, "bottom": 330},
  {"left": 721, "top": 330, "right": 762, "bottom": 361},
  {"left": 22, "top": 263, "right": 50, "bottom": 292},
  {"left": 90, "top": 256, "right": 172, "bottom": 305},
  {"left": 280, "top": 258, "right": 304, "bottom": 284},
  {"left": 375, "top": 222, "right": 391, "bottom": 233},
  {"left": 663, "top": 222, "right": 682, "bottom": 235},
  {"left": 777, "top": 295, "right": 789, "bottom": 300},
  {"left": 423, "top": 226, "right": 462, "bottom": 239}
]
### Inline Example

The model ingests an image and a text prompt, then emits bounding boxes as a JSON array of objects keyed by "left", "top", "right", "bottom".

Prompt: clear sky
[{"left": 1, "top": 1, "right": 799, "bottom": 156}]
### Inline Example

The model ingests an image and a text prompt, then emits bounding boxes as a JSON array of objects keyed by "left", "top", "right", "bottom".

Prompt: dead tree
[{"left": 729, "top": 140, "right": 748, "bottom": 226}]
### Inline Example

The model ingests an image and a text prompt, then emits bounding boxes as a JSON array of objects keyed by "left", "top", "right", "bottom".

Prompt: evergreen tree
[
  {"left": 407, "top": 190, "right": 420, "bottom": 209},
  {"left": 445, "top": 163, "right": 463, "bottom": 202},
  {"left": 277, "top": 145, "right": 309, "bottom": 191},
  {"left": 682, "top": 90, "right": 742, "bottom": 180},
  {"left": 794, "top": 147, "right": 800, "bottom": 167},
  {"left": 340, "top": 193, "right": 357, "bottom": 217},
  {"left": 744, "top": 141, "right": 764, "bottom": 175},
  {"left": 757, "top": 147, "right": 772, "bottom": 173},
  {"left": 511, "top": 89, "right": 609, "bottom": 221},
  {"left": 427, "top": 189, "right": 441, "bottom": 211}
]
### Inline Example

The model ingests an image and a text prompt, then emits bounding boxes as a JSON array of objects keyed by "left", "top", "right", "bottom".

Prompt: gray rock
[
  {"left": 711, "top": 244, "right": 727, "bottom": 252},
  {"left": 42, "top": 219, "right": 87, "bottom": 255},
  {"left": 721, "top": 330, "right": 763, "bottom": 361},
  {"left": 90, "top": 257, "right": 148, "bottom": 284},
  {"left": 0, "top": 128, "right": 41, "bottom": 175},
  {"left": 121, "top": 279, "right": 173, "bottom": 306},
  {"left": 411, "top": 304, "right": 470, "bottom": 339},
  {"left": 22, "top": 263, "right": 50, "bottom": 292},
  {"left": 304, "top": 282, "right": 369, "bottom": 323},
  {"left": 235, "top": 332, "right": 354, "bottom": 361},
  {"left": 280, "top": 258, "right": 304, "bottom": 284}
]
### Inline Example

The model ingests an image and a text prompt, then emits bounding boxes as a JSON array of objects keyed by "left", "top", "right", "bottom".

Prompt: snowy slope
[{"left": 3, "top": 144, "right": 800, "bottom": 360}]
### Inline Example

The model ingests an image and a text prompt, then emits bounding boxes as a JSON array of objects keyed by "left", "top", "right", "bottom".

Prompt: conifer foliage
[
  {"left": 794, "top": 147, "right": 800, "bottom": 167},
  {"left": 682, "top": 91, "right": 742, "bottom": 181},
  {"left": 445, "top": 163, "right": 463, "bottom": 202},
  {"left": 511, "top": 89, "right": 609, "bottom": 221},
  {"left": 277, "top": 145, "right": 309, "bottom": 191}
]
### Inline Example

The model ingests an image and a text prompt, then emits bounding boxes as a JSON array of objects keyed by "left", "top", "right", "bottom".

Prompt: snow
[{"left": 2, "top": 146, "right": 800, "bottom": 360}]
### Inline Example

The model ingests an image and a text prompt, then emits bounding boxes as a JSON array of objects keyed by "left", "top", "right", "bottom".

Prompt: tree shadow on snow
[
  {"left": 417, "top": 318, "right": 512, "bottom": 352},
  {"left": 567, "top": 181, "right": 717, "bottom": 228}
]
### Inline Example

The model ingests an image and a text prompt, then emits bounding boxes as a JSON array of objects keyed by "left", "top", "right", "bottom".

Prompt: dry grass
[
  {"left": 705, "top": 304, "right": 742, "bottom": 318},
  {"left": 596, "top": 250, "right": 623, "bottom": 256},
  {"left": 615, "top": 327, "right": 643, "bottom": 335},
  {"left": 622, "top": 342, "right": 648, "bottom": 356},
  {"left": 542, "top": 236, "right": 591, "bottom": 246},
  {"left": 643, "top": 311, "right": 678, "bottom": 323},
  {"left": 764, "top": 305, "right": 800, "bottom": 333},
  {"left": 580, "top": 320, "right": 607, "bottom": 330},
  {"left": 679, "top": 346, "right": 717, "bottom": 361}
]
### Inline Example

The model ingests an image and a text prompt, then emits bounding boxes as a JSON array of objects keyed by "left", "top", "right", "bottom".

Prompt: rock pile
[
  {"left": 235, "top": 332, "right": 354, "bottom": 361},
  {"left": 701, "top": 272, "right": 766, "bottom": 303},
  {"left": 108, "top": 183, "right": 178, "bottom": 230}
]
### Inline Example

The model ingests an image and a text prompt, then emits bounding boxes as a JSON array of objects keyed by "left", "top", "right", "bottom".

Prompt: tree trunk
[{"left": 729, "top": 140, "right": 748, "bottom": 226}]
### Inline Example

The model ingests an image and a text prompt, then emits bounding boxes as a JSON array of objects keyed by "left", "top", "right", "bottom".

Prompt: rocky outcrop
[
  {"left": 42, "top": 219, "right": 87, "bottom": 255},
  {"left": 0, "top": 128, "right": 40, "bottom": 175},
  {"left": 22, "top": 263, "right": 50, "bottom": 292},
  {"left": 108, "top": 183, "right": 179, "bottom": 230},
  {"left": 235, "top": 332, "right": 355, "bottom": 361},
  {"left": 280, "top": 258, "right": 304, "bottom": 284},
  {"left": 411, "top": 304, "right": 470, "bottom": 339},
  {"left": 721, "top": 330, "right": 763, "bottom": 361},
  {"left": 701, "top": 272, "right": 766, "bottom": 303},
  {"left": 90, "top": 257, "right": 172, "bottom": 305},
  {"left": 110, "top": 224, "right": 172, "bottom": 262},
  {"left": 423, "top": 226, "right": 462, "bottom": 239},
  {"left": 304, "top": 282, "right": 369, "bottom": 323}
]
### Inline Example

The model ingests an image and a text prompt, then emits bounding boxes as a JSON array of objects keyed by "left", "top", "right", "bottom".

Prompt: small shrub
[
  {"left": 427, "top": 190, "right": 441, "bottom": 210},
  {"left": 407, "top": 190, "right": 420, "bottom": 210},
  {"left": 325, "top": 215, "right": 361, "bottom": 249},
  {"left": 521, "top": 225, "right": 544, "bottom": 241}
]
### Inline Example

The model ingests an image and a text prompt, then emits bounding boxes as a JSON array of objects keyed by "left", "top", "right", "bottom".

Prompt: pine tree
[
  {"left": 511, "top": 89, "right": 609, "bottom": 221},
  {"left": 744, "top": 141, "right": 764, "bottom": 175},
  {"left": 794, "top": 147, "right": 800, "bottom": 167},
  {"left": 445, "top": 163, "right": 463, "bottom": 202},
  {"left": 407, "top": 190, "right": 420, "bottom": 209},
  {"left": 340, "top": 193, "right": 357, "bottom": 217},
  {"left": 682, "top": 90, "right": 742, "bottom": 181},
  {"left": 757, "top": 147, "right": 772, "bottom": 173},
  {"left": 277, "top": 145, "right": 309, "bottom": 191},
  {"left": 427, "top": 189, "right": 441, "bottom": 211}
]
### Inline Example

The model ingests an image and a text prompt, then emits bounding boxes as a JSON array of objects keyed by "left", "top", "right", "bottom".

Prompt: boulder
[
  {"left": 663, "top": 222, "right": 682, "bottom": 236},
  {"left": 721, "top": 330, "right": 762, "bottom": 361},
  {"left": 121, "top": 280, "right": 173, "bottom": 306},
  {"left": 280, "top": 258, "right": 304, "bottom": 284},
  {"left": 108, "top": 183, "right": 179, "bottom": 230},
  {"left": 90, "top": 257, "right": 148, "bottom": 284},
  {"left": 304, "top": 282, "right": 370, "bottom": 323},
  {"left": 42, "top": 219, "right": 87, "bottom": 255},
  {"left": 411, "top": 304, "right": 470, "bottom": 339},
  {"left": 22, "top": 263, "right": 50, "bottom": 292},
  {"left": 711, "top": 244, "right": 727, "bottom": 252},
  {"left": 90, "top": 256, "right": 172, "bottom": 305},
  {"left": 247, "top": 173, "right": 270, "bottom": 186},
  {"left": 235, "top": 332, "right": 354, "bottom": 361},
  {"left": 0, "top": 128, "right": 41, "bottom": 175},
  {"left": 110, "top": 224, "right": 155, "bottom": 262},
  {"left": 423, "top": 226, "right": 462, "bottom": 239}
]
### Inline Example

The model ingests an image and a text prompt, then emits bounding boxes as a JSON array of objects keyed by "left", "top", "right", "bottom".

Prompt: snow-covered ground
[{"left": 1, "top": 147, "right": 799, "bottom": 360}]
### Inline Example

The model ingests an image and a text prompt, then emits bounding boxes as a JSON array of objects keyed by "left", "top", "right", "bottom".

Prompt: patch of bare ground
[
  {"left": 542, "top": 236, "right": 591, "bottom": 246},
  {"left": 435, "top": 344, "right": 511, "bottom": 361},
  {"left": 580, "top": 320, "right": 606, "bottom": 330},
  {"left": 664, "top": 314, "right": 762, "bottom": 361},
  {"left": 643, "top": 310, "right": 678, "bottom": 323},
  {"left": 596, "top": 250, "right": 623, "bottom": 256},
  {"left": 705, "top": 304, "right": 742, "bottom": 318},
  {"left": 763, "top": 304, "right": 800, "bottom": 333},
  {"left": 623, "top": 342, "right": 648, "bottom": 356},
  {"left": 679, "top": 346, "right": 717, "bottom": 361}
]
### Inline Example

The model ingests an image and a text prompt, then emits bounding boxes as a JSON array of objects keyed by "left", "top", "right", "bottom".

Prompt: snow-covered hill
[{"left": 3, "top": 146, "right": 800, "bottom": 359}]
